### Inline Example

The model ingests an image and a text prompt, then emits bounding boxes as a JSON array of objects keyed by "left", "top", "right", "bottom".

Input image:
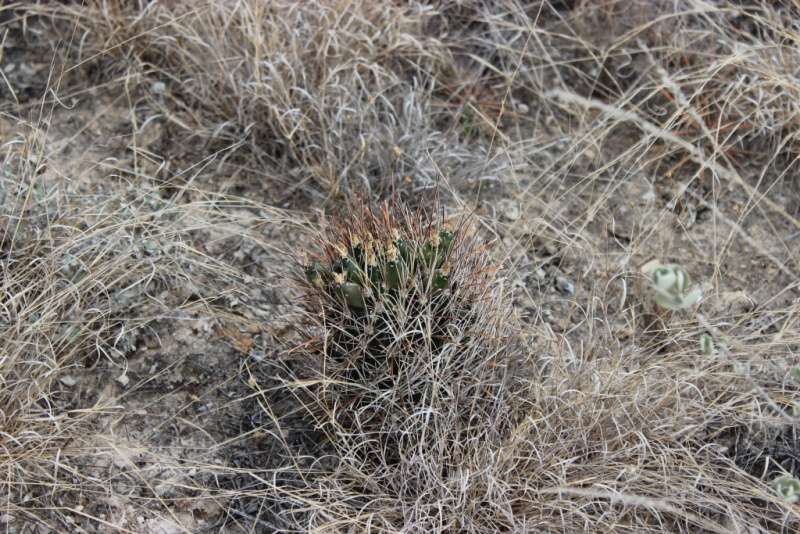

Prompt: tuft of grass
[
  {"left": 0, "top": 127, "right": 173, "bottom": 528},
  {"left": 35, "top": 0, "right": 512, "bottom": 205}
]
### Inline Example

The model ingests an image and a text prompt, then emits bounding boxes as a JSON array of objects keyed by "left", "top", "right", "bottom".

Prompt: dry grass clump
[
  {"left": 0, "top": 135, "right": 120, "bottom": 525},
  {"left": 0, "top": 122, "right": 276, "bottom": 530},
  {"left": 0, "top": 126, "right": 181, "bottom": 527},
  {"left": 649, "top": 0, "right": 800, "bottom": 161},
  {"left": 258, "top": 202, "right": 533, "bottom": 531},
  {"left": 446, "top": 0, "right": 800, "bottom": 199},
  {"left": 34, "top": 0, "right": 510, "bottom": 204}
]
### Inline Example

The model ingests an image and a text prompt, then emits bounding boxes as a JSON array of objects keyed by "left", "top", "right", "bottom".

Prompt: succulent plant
[
  {"left": 772, "top": 475, "right": 800, "bottom": 504},
  {"left": 273, "top": 200, "right": 525, "bottom": 525},
  {"left": 291, "top": 201, "right": 503, "bottom": 420},
  {"left": 732, "top": 361, "right": 751, "bottom": 377},
  {"left": 650, "top": 264, "right": 702, "bottom": 310},
  {"left": 302, "top": 219, "right": 455, "bottom": 314}
]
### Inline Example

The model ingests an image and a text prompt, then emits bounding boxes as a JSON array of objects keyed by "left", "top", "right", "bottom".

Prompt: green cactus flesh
[
  {"left": 305, "top": 227, "right": 457, "bottom": 309},
  {"left": 299, "top": 216, "right": 481, "bottom": 397}
]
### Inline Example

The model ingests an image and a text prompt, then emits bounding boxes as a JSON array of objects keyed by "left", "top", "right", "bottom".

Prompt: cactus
[
  {"left": 279, "top": 199, "right": 524, "bottom": 514},
  {"left": 292, "top": 202, "right": 499, "bottom": 416}
]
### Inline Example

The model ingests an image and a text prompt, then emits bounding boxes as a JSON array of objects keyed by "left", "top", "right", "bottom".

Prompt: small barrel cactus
[
  {"left": 279, "top": 199, "right": 523, "bottom": 505},
  {"left": 290, "top": 201, "right": 505, "bottom": 420},
  {"left": 301, "top": 218, "right": 455, "bottom": 317}
]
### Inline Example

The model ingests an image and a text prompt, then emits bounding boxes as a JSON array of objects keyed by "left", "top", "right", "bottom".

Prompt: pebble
[
  {"left": 556, "top": 275, "right": 575, "bottom": 295},
  {"left": 640, "top": 259, "right": 662, "bottom": 275},
  {"left": 59, "top": 376, "right": 77, "bottom": 387},
  {"left": 609, "top": 202, "right": 638, "bottom": 240},
  {"left": 497, "top": 199, "right": 521, "bottom": 221}
]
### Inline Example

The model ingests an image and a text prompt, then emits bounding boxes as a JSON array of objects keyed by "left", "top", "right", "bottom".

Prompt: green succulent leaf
[
  {"left": 699, "top": 333, "right": 714, "bottom": 355},
  {"left": 430, "top": 263, "right": 451, "bottom": 295},
  {"left": 438, "top": 219, "right": 454, "bottom": 258},
  {"left": 385, "top": 247, "right": 407, "bottom": 291},
  {"left": 350, "top": 235, "right": 363, "bottom": 263},
  {"left": 422, "top": 237, "right": 436, "bottom": 266},
  {"left": 305, "top": 261, "right": 330, "bottom": 288},
  {"left": 393, "top": 231, "right": 411, "bottom": 265},
  {"left": 368, "top": 263, "right": 383, "bottom": 293}
]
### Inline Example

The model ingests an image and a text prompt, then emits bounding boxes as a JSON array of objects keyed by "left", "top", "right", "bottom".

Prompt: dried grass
[
  {"left": 2, "top": 0, "right": 800, "bottom": 532},
  {"left": 0, "top": 118, "right": 298, "bottom": 532},
  {"left": 37, "top": 0, "right": 511, "bottom": 206}
]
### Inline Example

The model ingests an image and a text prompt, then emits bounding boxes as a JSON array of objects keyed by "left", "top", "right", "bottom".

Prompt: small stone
[
  {"left": 609, "top": 202, "right": 639, "bottom": 240},
  {"left": 59, "top": 376, "right": 77, "bottom": 387},
  {"left": 497, "top": 199, "right": 521, "bottom": 221},
  {"left": 556, "top": 275, "right": 574, "bottom": 295},
  {"left": 640, "top": 259, "right": 661, "bottom": 275},
  {"left": 117, "top": 373, "right": 130, "bottom": 387}
]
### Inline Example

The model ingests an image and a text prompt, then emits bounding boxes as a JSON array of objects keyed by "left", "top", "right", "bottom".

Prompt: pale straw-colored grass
[{"left": 3, "top": 0, "right": 799, "bottom": 531}]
